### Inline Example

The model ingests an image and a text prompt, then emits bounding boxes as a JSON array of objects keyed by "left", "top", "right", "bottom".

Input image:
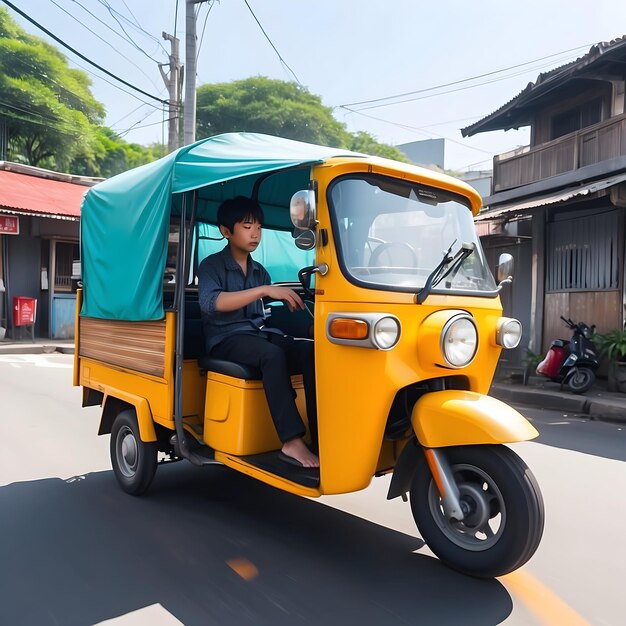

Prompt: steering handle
[{"left": 298, "top": 266, "right": 317, "bottom": 300}]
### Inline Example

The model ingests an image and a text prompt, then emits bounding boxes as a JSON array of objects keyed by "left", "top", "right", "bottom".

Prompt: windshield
[{"left": 328, "top": 175, "right": 497, "bottom": 295}]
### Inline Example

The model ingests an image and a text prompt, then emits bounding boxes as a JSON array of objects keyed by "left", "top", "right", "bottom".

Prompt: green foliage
[
  {"left": 522, "top": 348, "right": 543, "bottom": 369},
  {"left": 0, "top": 7, "right": 106, "bottom": 169},
  {"left": 593, "top": 329, "right": 626, "bottom": 362},
  {"left": 196, "top": 77, "right": 403, "bottom": 159},
  {"left": 197, "top": 77, "right": 348, "bottom": 146},
  {"left": 348, "top": 131, "right": 408, "bottom": 161}
]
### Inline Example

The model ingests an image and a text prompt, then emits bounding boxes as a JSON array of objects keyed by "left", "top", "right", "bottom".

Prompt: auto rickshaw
[{"left": 74, "top": 132, "right": 544, "bottom": 578}]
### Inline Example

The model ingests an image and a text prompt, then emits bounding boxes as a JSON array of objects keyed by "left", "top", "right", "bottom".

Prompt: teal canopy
[{"left": 80, "top": 133, "right": 365, "bottom": 321}]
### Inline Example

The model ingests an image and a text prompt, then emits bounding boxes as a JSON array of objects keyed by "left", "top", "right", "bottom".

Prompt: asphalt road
[{"left": 1, "top": 353, "right": 624, "bottom": 625}]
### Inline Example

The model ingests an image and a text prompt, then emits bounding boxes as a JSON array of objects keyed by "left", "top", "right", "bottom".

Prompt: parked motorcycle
[{"left": 536, "top": 316, "right": 599, "bottom": 394}]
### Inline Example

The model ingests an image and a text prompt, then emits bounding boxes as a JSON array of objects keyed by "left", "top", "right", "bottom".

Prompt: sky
[{"left": 9, "top": 0, "right": 626, "bottom": 171}]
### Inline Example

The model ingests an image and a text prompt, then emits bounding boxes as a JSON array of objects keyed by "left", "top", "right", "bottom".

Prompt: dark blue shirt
[{"left": 198, "top": 245, "right": 282, "bottom": 352}]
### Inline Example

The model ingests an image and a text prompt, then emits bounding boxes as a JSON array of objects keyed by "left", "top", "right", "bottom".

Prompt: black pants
[{"left": 211, "top": 332, "right": 318, "bottom": 448}]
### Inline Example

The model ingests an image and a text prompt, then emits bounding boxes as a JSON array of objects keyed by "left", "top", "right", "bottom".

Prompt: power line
[
  {"left": 47, "top": 0, "right": 160, "bottom": 90},
  {"left": 339, "top": 44, "right": 592, "bottom": 110},
  {"left": 68, "top": 0, "right": 162, "bottom": 63},
  {"left": 340, "top": 52, "right": 588, "bottom": 115},
  {"left": 197, "top": 0, "right": 216, "bottom": 61},
  {"left": 1, "top": 0, "right": 169, "bottom": 105},
  {"left": 242, "top": 0, "right": 301, "bottom": 85},
  {"left": 342, "top": 106, "right": 495, "bottom": 156},
  {"left": 96, "top": 0, "right": 169, "bottom": 56}
]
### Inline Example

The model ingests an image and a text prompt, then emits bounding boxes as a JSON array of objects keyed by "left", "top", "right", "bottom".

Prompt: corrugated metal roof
[
  {"left": 475, "top": 172, "right": 626, "bottom": 221},
  {"left": 462, "top": 36, "right": 626, "bottom": 137},
  {"left": 0, "top": 169, "right": 89, "bottom": 218}
]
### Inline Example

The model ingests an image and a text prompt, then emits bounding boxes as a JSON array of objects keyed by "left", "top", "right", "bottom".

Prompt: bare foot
[{"left": 282, "top": 438, "right": 319, "bottom": 468}]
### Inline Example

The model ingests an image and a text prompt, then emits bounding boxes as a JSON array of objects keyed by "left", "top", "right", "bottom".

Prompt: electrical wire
[
  {"left": 339, "top": 44, "right": 592, "bottom": 110},
  {"left": 1, "top": 0, "right": 169, "bottom": 105},
  {"left": 197, "top": 0, "right": 216, "bottom": 62},
  {"left": 342, "top": 106, "right": 495, "bottom": 155},
  {"left": 96, "top": 0, "right": 168, "bottom": 56},
  {"left": 67, "top": 0, "right": 161, "bottom": 63},
  {"left": 241, "top": 0, "right": 301, "bottom": 85},
  {"left": 47, "top": 0, "right": 161, "bottom": 90}
]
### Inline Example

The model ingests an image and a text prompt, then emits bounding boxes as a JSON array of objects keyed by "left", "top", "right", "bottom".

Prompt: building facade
[
  {"left": 462, "top": 37, "right": 626, "bottom": 372},
  {"left": 0, "top": 162, "right": 100, "bottom": 340}
]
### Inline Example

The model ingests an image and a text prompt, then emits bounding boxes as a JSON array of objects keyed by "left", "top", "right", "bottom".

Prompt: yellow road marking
[
  {"left": 502, "top": 570, "right": 591, "bottom": 626},
  {"left": 226, "top": 557, "right": 259, "bottom": 581}
]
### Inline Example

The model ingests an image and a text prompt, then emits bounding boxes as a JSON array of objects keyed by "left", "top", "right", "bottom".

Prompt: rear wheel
[
  {"left": 410, "top": 445, "right": 544, "bottom": 578},
  {"left": 110, "top": 409, "right": 158, "bottom": 495},
  {"left": 567, "top": 367, "right": 595, "bottom": 394}
]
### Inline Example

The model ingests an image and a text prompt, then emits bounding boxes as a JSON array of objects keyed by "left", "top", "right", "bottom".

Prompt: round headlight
[
  {"left": 497, "top": 318, "right": 522, "bottom": 349},
  {"left": 373, "top": 316, "right": 400, "bottom": 350},
  {"left": 441, "top": 315, "right": 478, "bottom": 367}
]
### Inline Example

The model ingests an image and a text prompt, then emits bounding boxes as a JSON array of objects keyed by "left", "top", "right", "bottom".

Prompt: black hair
[{"left": 217, "top": 196, "right": 264, "bottom": 232}]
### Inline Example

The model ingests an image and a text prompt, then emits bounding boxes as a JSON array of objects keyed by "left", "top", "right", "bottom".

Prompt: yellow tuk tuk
[{"left": 74, "top": 132, "right": 543, "bottom": 577}]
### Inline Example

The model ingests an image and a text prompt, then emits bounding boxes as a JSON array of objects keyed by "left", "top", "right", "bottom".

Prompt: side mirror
[
  {"left": 294, "top": 230, "right": 316, "bottom": 250},
  {"left": 290, "top": 189, "right": 316, "bottom": 231},
  {"left": 497, "top": 253, "right": 514, "bottom": 283}
]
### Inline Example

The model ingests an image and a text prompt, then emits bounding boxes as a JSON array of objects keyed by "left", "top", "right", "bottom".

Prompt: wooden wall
[
  {"left": 79, "top": 317, "right": 167, "bottom": 377},
  {"left": 542, "top": 291, "right": 621, "bottom": 352}
]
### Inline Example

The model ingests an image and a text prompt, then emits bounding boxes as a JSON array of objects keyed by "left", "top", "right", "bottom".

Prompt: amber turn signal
[{"left": 328, "top": 318, "right": 369, "bottom": 340}]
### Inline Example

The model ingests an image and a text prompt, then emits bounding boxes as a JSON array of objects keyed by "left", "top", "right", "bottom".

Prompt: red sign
[{"left": 0, "top": 215, "right": 19, "bottom": 235}]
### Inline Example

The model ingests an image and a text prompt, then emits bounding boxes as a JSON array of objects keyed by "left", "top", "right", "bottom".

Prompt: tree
[
  {"left": 0, "top": 7, "right": 104, "bottom": 170},
  {"left": 348, "top": 131, "right": 407, "bottom": 162},
  {"left": 197, "top": 76, "right": 406, "bottom": 161}
]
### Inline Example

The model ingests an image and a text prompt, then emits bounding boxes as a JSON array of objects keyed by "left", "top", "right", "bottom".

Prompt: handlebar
[{"left": 560, "top": 315, "right": 595, "bottom": 336}]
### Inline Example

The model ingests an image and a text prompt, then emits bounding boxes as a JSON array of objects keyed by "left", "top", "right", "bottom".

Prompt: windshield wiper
[{"left": 416, "top": 241, "right": 475, "bottom": 304}]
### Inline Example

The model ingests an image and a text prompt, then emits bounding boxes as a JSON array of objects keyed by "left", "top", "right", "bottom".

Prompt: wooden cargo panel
[{"left": 79, "top": 317, "right": 167, "bottom": 377}]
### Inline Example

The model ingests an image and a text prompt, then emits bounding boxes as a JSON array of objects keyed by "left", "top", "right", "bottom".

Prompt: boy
[{"left": 198, "top": 196, "right": 319, "bottom": 468}]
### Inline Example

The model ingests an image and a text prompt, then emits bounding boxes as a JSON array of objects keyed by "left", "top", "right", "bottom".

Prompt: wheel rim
[
  {"left": 427, "top": 463, "right": 506, "bottom": 551},
  {"left": 116, "top": 425, "right": 138, "bottom": 478},
  {"left": 570, "top": 369, "right": 591, "bottom": 388}
]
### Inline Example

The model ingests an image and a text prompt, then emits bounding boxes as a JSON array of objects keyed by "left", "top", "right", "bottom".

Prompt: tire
[
  {"left": 110, "top": 409, "right": 158, "bottom": 495},
  {"left": 567, "top": 367, "right": 595, "bottom": 394},
  {"left": 410, "top": 445, "right": 544, "bottom": 578}
]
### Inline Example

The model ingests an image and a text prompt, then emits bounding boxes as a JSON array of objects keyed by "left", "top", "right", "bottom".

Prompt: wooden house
[{"left": 463, "top": 37, "right": 626, "bottom": 371}]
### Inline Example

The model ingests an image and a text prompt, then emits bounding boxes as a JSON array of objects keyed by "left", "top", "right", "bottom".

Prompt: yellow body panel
[
  {"left": 309, "top": 160, "right": 507, "bottom": 494},
  {"left": 204, "top": 374, "right": 307, "bottom": 455},
  {"left": 412, "top": 390, "right": 539, "bottom": 447},
  {"left": 74, "top": 157, "right": 535, "bottom": 499}
]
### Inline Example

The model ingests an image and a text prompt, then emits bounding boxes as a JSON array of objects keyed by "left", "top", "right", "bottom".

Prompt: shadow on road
[
  {"left": 1, "top": 463, "right": 513, "bottom": 626},
  {"left": 522, "top": 408, "right": 626, "bottom": 462}
]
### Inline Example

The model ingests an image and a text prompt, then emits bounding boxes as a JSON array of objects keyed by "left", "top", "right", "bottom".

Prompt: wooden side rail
[{"left": 79, "top": 317, "right": 167, "bottom": 378}]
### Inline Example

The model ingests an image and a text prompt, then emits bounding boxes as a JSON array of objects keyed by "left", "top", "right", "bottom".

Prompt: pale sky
[{"left": 10, "top": 0, "right": 626, "bottom": 170}]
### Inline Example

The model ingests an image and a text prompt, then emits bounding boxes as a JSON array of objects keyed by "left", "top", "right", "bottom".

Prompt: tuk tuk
[{"left": 74, "top": 132, "right": 544, "bottom": 578}]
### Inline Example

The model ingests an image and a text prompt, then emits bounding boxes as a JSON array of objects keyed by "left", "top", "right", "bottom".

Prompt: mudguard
[
  {"left": 387, "top": 390, "right": 538, "bottom": 501},
  {"left": 412, "top": 390, "right": 538, "bottom": 448}
]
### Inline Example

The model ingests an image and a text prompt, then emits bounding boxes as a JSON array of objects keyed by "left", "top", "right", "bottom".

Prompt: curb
[
  {"left": 0, "top": 345, "right": 74, "bottom": 356},
  {"left": 490, "top": 383, "right": 626, "bottom": 423}
]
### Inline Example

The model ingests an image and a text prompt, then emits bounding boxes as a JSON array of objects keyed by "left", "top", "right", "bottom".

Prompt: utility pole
[
  {"left": 184, "top": 0, "right": 208, "bottom": 146},
  {"left": 159, "top": 32, "right": 182, "bottom": 152}
]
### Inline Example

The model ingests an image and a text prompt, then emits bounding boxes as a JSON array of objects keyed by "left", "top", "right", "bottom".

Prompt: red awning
[{"left": 0, "top": 169, "right": 89, "bottom": 219}]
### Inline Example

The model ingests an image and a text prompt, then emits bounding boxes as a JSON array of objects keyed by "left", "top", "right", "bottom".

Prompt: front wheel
[
  {"left": 567, "top": 367, "right": 595, "bottom": 394},
  {"left": 410, "top": 445, "right": 544, "bottom": 578},
  {"left": 110, "top": 409, "right": 158, "bottom": 495}
]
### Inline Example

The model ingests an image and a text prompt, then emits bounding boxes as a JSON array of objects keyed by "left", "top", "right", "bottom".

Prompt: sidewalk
[
  {"left": 2, "top": 338, "right": 624, "bottom": 424},
  {"left": 490, "top": 376, "right": 626, "bottom": 424},
  {"left": 0, "top": 338, "right": 74, "bottom": 355}
]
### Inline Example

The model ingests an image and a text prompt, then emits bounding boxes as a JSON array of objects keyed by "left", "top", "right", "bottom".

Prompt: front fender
[{"left": 412, "top": 390, "right": 538, "bottom": 448}]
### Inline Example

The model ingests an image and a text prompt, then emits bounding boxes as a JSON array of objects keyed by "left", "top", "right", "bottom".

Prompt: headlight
[
  {"left": 496, "top": 318, "right": 522, "bottom": 349},
  {"left": 373, "top": 316, "right": 401, "bottom": 350},
  {"left": 441, "top": 315, "right": 478, "bottom": 367}
]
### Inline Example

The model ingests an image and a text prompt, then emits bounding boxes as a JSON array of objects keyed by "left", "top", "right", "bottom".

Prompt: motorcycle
[{"left": 536, "top": 316, "right": 598, "bottom": 394}]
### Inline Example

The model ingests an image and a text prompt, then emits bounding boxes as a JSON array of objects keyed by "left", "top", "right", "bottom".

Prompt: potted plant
[{"left": 593, "top": 328, "right": 626, "bottom": 392}]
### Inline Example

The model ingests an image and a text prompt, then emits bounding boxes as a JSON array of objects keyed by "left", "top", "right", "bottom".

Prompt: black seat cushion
[{"left": 198, "top": 356, "right": 262, "bottom": 380}]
